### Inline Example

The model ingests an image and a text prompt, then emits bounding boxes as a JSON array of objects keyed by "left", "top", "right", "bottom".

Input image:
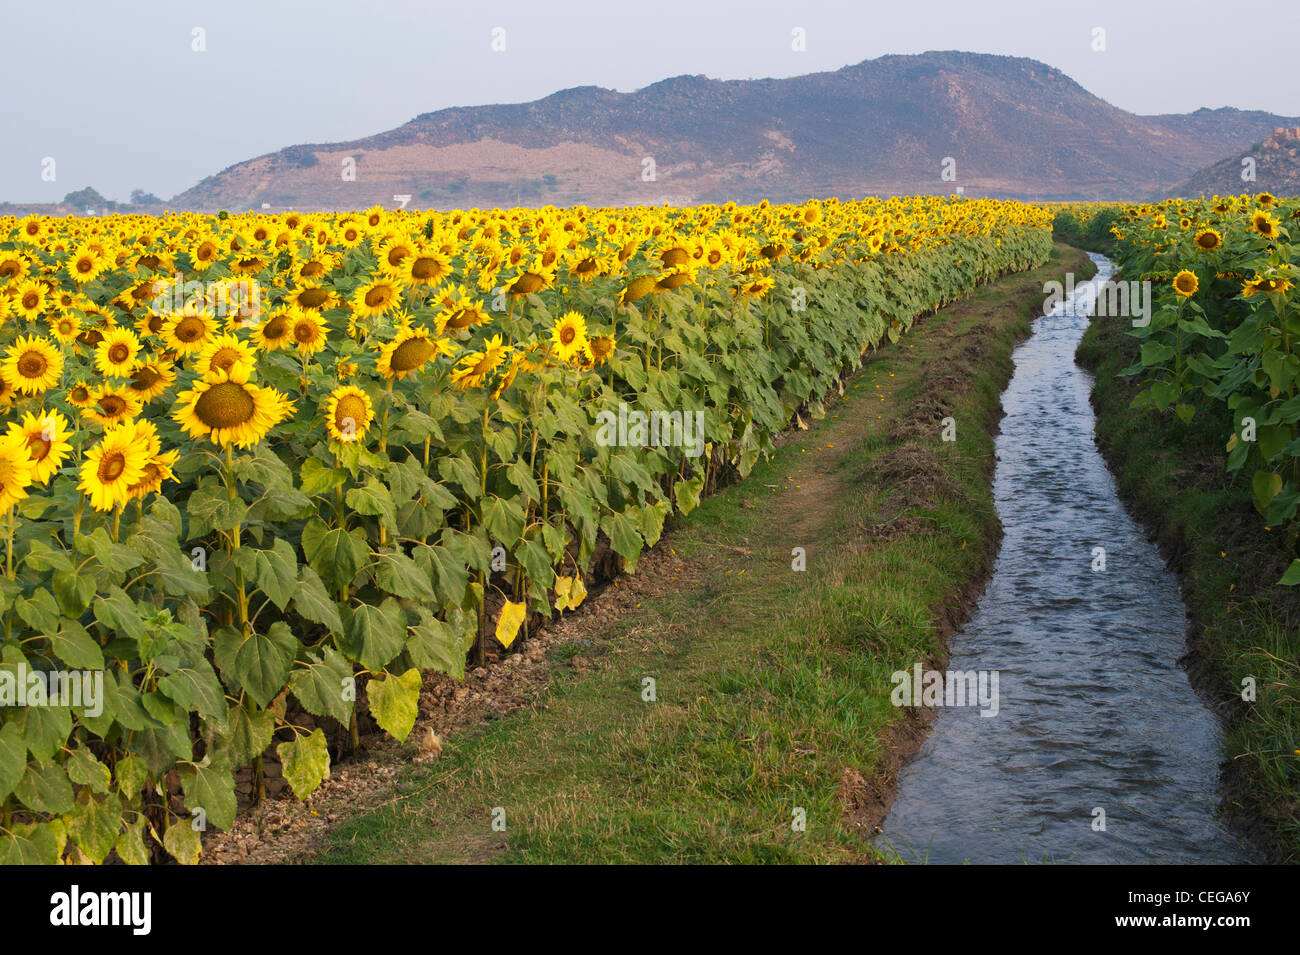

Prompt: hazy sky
[{"left": 3, "top": 0, "right": 1297, "bottom": 203}]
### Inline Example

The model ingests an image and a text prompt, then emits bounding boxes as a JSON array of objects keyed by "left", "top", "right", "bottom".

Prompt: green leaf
[
  {"left": 115, "top": 816, "right": 150, "bottom": 865},
  {"left": 158, "top": 657, "right": 227, "bottom": 723},
  {"left": 299, "top": 457, "right": 348, "bottom": 496},
  {"left": 50, "top": 620, "right": 105, "bottom": 670},
  {"left": 15, "top": 759, "right": 74, "bottom": 814},
  {"left": 67, "top": 792, "right": 123, "bottom": 864},
  {"left": 367, "top": 668, "right": 421, "bottom": 742},
  {"left": 276, "top": 728, "right": 330, "bottom": 799},
  {"left": 0, "top": 822, "right": 65, "bottom": 864},
  {"left": 1279, "top": 559, "right": 1300, "bottom": 586},
  {"left": 288, "top": 646, "right": 354, "bottom": 725},
  {"left": 347, "top": 479, "right": 398, "bottom": 533},
  {"left": 344, "top": 599, "right": 407, "bottom": 670},
  {"left": 235, "top": 444, "right": 294, "bottom": 490},
  {"left": 1252, "top": 469, "right": 1283, "bottom": 514},
  {"left": 292, "top": 565, "right": 344, "bottom": 632},
  {"left": 0, "top": 721, "right": 26, "bottom": 800},
  {"left": 66, "top": 746, "right": 112, "bottom": 794},
  {"left": 301, "top": 518, "right": 368, "bottom": 592},
  {"left": 374, "top": 550, "right": 436, "bottom": 602},
  {"left": 601, "top": 511, "right": 644, "bottom": 566},
  {"left": 15, "top": 588, "right": 60, "bottom": 635},
  {"left": 482, "top": 494, "right": 527, "bottom": 547},
  {"left": 51, "top": 569, "right": 96, "bottom": 618},
  {"left": 163, "top": 818, "right": 203, "bottom": 865},
  {"left": 114, "top": 755, "right": 149, "bottom": 799},
  {"left": 233, "top": 622, "right": 298, "bottom": 707},
  {"left": 407, "top": 609, "right": 474, "bottom": 679},
  {"left": 181, "top": 757, "right": 237, "bottom": 831},
  {"left": 674, "top": 474, "right": 705, "bottom": 516},
  {"left": 223, "top": 701, "right": 275, "bottom": 768},
  {"left": 239, "top": 538, "right": 299, "bottom": 610},
  {"left": 186, "top": 476, "right": 247, "bottom": 538}
]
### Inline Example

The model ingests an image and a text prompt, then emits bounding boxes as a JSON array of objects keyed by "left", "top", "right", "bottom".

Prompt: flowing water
[{"left": 877, "top": 253, "right": 1255, "bottom": 864}]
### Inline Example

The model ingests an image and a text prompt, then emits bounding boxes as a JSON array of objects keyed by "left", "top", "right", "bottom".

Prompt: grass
[
  {"left": 310, "top": 244, "right": 1096, "bottom": 864},
  {"left": 1076, "top": 269, "right": 1300, "bottom": 863}
]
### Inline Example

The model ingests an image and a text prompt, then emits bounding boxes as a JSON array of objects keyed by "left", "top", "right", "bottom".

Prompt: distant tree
[
  {"left": 130, "top": 189, "right": 162, "bottom": 205},
  {"left": 62, "top": 186, "right": 108, "bottom": 207}
]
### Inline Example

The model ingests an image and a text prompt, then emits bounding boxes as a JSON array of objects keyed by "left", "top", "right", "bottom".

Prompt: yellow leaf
[
  {"left": 554, "top": 575, "right": 573, "bottom": 611},
  {"left": 569, "top": 575, "right": 587, "bottom": 609},
  {"left": 495, "top": 600, "right": 526, "bottom": 648}
]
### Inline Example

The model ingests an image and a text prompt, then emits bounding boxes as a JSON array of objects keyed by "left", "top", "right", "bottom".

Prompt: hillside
[
  {"left": 1166, "top": 126, "right": 1300, "bottom": 198},
  {"left": 168, "top": 51, "right": 1300, "bottom": 210}
]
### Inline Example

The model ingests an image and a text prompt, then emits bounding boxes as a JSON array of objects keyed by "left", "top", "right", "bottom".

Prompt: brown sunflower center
[
  {"left": 0, "top": 261, "right": 19, "bottom": 278},
  {"left": 76, "top": 257, "right": 94, "bottom": 274},
  {"left": 301, "top": 261, "right": 325, "bottom": 278},
  {"left": 364, "top": 286, "right": 393, "bottom": 308},
  {"left": 26, "top": 434, "right": 51, "bottom": 461},
  {"left": 194, "top": 381, "right": 256, "bottom": 429},
  {"left": 130, "top": 366, "right": 161, "bottom": 390},
  {"left": 297, "top": 287, "right": 328, "bottom": 309},
  {"left": 70, "top": 385, "right": 90, "bottom": 402},
  {"left": 97, "top": 395, "right": 126, "bottom": 417},
  {"left": 386, "top": 247, "right": 410, "bottom": 267},
  {"left": 21, "top": 292, "right": 40, "bottom": 310},
  {"left": 390, "top": 336, "right": 436, "bottom": 372},
  {"left": 509, "top": 273, "right": 545, "bottom": 295},
  {"left": 209, "top": 347, "right": 242, "bottom": 372},
  {"left": 98, "top": 451, "right": 127, "bottom": 483},
  {"left": 174, "top": 316, "right": 206, "bottom": 342},
  {"left": 262, "top": 315, "right": 288, "bottom": 340},
  {"left": 410, "top": 257, "right": 444, "bottom": 281},
  {"left": 334, "top": 395, "right": 368, "bottom": 429},
  {"left": 560, "top": 325, "right": 578, "bottom": 345},
  {"left": 108, "top": 342, "right": 131, "bottom": 364},
  {"left": 17, "top": 352, "right": 48, "bottom": 379},
  {"left": 293, "top": 321, "right": 319, "bottom": 344},
  {"left": 196, "top": 243, "right": 216, "bottom": 261}
]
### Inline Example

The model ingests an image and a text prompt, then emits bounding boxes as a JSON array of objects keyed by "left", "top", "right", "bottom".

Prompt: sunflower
[
  {"left": 126, "top": 360, "right": 177, "bottom": 403},
  {"left": 10, "top": 279, "right": 47, "bottom": 321},
  {"left": 8, "top": 410, "right": 72, "bottom": 484},
  {"left": 289, "top": 310, "right": 328, "bottom": 356},
  {"left": 351, "top": 277, "right": 404, "bottom": 318},
  {"left": 404, "top": 248, "right": 454, "bottom": 287},
  {"left": 126, "top": 449, "right": 179, "bottom": 501},
  {"left": 1257, "top": 192, "right": 1276, "bottom": 207},
  {"left": 441, "top": 301, "right": 488, "bottom": 333},
  {"left": 95, "top": 327, "right": 143, "bottom": 378},
  {"left": 188, "top": 237, "right": 222, "bottom": 272},
  {"left": 162, "top": 306, "right": 219, "bottom": 356},
  {"left": 0, "top": 432, "right": 34, "bottom": 513},
  {"left": 194, "top": 334, "right": 256, "bottom": 379},
  {"left": 376, "top": 326, "right": 443, "bottom": 379},
  {"left": 67, "top": 245, "right": 106, "bottom": 285},
  {"left": 1251, "top": 210, "right": 1281, "bottom": 240},
  {"left": 2, "top": 335, "right": 63, "bottom": 395},
  {"left": 377, "top": 237, "right": 417, "bottom": 277},
  {"left": 620, "top": 275, "right": 658, "bottom": 305},
  {"left": 1193, "top": 229, "right": 1222, "bottom": 252},
  {"left": 66, "top": 380, "right": 94, "bottom": 408},
  {"left": 172, "top": 369, "right": 294, "bottom": 449},
  {"left": 51, "top": 312, "right": 82, "bottom": 345},
  {"left": 83, "top": 386, "right": 143, "bottom": 427},
  {"left": 1172, "top": 269, "right": 1199, "bottom": 297},
  {"left": 0, "top": 251, "right": 32, "bottom": 285},
  {"left": 449, "top": 335, "right": 509, "bottom": 390},
  {"left": 587, "top": 335, "right": 616, "bottom": 366},
  {"left": 79, "top": 422, "right": 150, "bottom": 512},
  {"left": 253, "top": 309, "right": 295, "bottom": 351},
  {"left": 549, "top": 311, "right": 588, "bottom": 363},
  {"left": 325, "top": 385, "right": 374, "bottom": 443},
  {"left": 1243, "top": 273, "right": 1295, "bottom": 298},
  {"left": 289, "top": 283, "right": 335, "bottom": 311}
]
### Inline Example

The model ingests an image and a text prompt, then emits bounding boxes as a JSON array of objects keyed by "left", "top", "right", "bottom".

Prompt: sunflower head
[
  {"left": 325, "top": 385, "right": 374, "bottom": 443},
  {"left": 1172, "top": 269, "right": 1199, "bottom": 298},
  {"left": 2, "top": 335, "right": 63, "bottom": 396},
  {"left": 1193, "top": 229, "right": 1222, "bottom": 252}
]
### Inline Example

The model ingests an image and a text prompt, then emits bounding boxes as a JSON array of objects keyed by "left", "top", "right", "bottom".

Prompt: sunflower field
[
  {"left": 1082, "top": 195, "right": 1300, "bottom": 578},
  {"left": 0, "top": 196, "right": 1051, "bottom": 863}
]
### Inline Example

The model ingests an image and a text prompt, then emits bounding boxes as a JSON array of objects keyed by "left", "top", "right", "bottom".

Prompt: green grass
[
  {"left": 311, "top": 245, "right": 1096, "bottom": 864},
  {"left": 1077, "top": 286, "right": 1300, "bottom": 863}
]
